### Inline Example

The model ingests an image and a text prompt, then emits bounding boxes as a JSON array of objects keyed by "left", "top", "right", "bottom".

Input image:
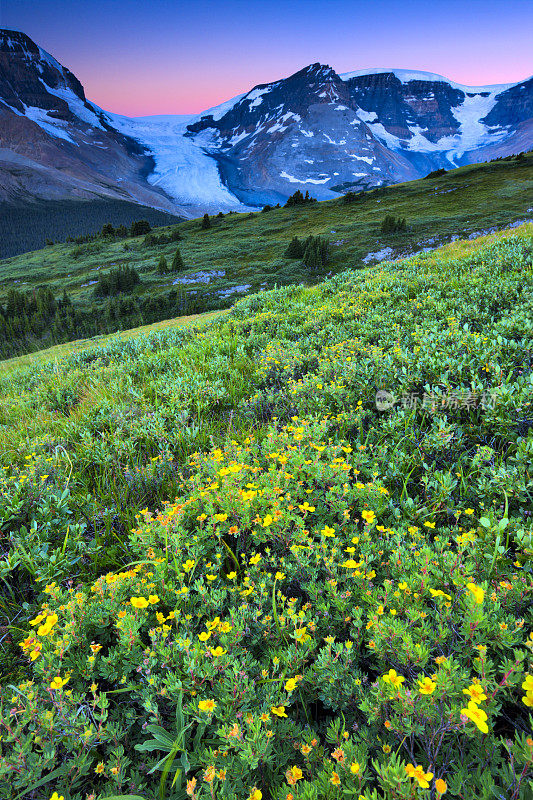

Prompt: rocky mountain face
[
  {"left": 0, "top": 29, "right": 87, "bottom": 116},
  {"left": 186, "top": 64, "right": 420, "bottom": 204},
  {"left": 0, "top": 29, "right": 531, "bottom": 216},
  {"left": 187, "top": 64, "right": 533, "bottom": 202},
  {"left": 0, "top": 30, "right": 177, "bottom": 212},
  {"left": 343, "top": 70, "right": 533, "bottom": 169}
]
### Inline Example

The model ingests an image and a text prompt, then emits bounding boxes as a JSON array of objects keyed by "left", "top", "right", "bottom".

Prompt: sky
[{"left": 2, "top": 0, "right": 532, "bottom": 117}]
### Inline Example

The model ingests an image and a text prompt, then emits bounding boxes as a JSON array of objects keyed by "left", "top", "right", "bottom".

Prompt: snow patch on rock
[
  {"left": 280, "top": 171, "right": 331, "bottom": 184},
  {"left": 23, "top": 105, "right": 75, "bottom": 142}
]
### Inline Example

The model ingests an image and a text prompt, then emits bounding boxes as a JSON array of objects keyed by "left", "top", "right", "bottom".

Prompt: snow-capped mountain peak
[
  {"left": 181, "top": 63, "right": 532, "bottom": 204},
  {"left": 0, "top": 31, "right": 532, "bottom": 215},
  {"left": 340, "top": 67, "right": 515, "bottom": 93}
]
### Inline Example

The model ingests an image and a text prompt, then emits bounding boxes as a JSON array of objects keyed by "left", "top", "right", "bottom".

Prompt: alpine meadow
[{"left": 0, "top": 6, "right": 533, "bottom": 800}]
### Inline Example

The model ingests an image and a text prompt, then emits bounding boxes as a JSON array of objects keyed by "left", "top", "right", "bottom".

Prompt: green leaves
[
  {"left": 103, "top": 796, "right": 147, "bottom": 800},
  {"left": 133, "top": 685, "right": 200, "bottom": 800}
]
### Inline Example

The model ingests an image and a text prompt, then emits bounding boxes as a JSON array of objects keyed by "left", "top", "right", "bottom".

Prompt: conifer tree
[
  {"left": 381, "top": 215, "right": 394, "bottom": 234},
  {"left": 171, "top": 247, "right": 184, "bottom": 272},
  {"left": 130, "top": 220, "right": 151, "bottom": 237},
  {"left": 101, "top": 223, "right": 115, "bottom": 237},
  {"left": 284, "top": 237, "right": 304, "bottom": 258},
  {"left": 175, "top": 284, "right": 187, "bottom": 315},
  {"left": 302, "top": 236, "right": 329, "bottom": 270},
  {"left": 157, "top": 255, "right": 168, "bottom": 275},
  {"left": 201, "top": 213, "right": 211, "bottom": 230},
  {"left": 380, "top": 215, "right": 407, "bottom": 234},
  {"left": 303, "top": 239, "right": 318, "bottom": 270}
]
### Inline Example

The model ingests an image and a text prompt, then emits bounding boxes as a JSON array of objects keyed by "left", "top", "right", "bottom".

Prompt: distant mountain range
[{"left": 1, "top": 28, "right": 532, "bottom": 220}]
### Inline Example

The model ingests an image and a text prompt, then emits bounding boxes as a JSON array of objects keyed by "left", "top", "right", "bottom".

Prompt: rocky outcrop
[
  {"left": 0, "top": 29, "right": 86, "bottom": 116},
  {"left": 344, "top": 72, "right": 464, "bottom": 141},
  {"left": 0, "top": 29, "right": 181, "bottom": 214},
  {"left": 186, "top": 64, "right": 420, "bottom": 203},
  {"left": 481, "top": 77, "right": 533, "bottom": 128}
]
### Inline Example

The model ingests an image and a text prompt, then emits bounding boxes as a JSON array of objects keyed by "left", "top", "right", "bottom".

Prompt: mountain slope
[
  {"left": 343, "top": 69, "right": 532, "bottom": 166},
  {"left": 0, "top": 150, "right": 531, "bottom": 359},
  {"left": 185, "top": 63, "right": 421, "bottom": 205},
  {"left": 0, "top": 30, "right": 184, "bottom": 214},
  {"left": 1, "top": 223, "right": 533, "bottom": 800},
  {"left": 186, "top": 64, "right": 533, "bottom": 202}
]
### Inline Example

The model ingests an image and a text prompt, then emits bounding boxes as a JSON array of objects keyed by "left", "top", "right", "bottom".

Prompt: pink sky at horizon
[
  {"left": 69, "top": 50, "right": 533, "bottom": 117},
  {"left": 5, "top": 0, "right": 533, "bottom": 117},
  {"left": 87, "top": 60, "right": 533, "bottom": 118}
]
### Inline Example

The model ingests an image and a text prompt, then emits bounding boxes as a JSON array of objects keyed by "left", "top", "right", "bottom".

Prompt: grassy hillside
[
  {"left": 0, "top": 308, "right": 225, "bottom": 374},
  {"left": 0, "top": 152, "right": 531, "bottom": 359},
  {"left": 0, "top": 224, "right": 532, "bottom": 799}
]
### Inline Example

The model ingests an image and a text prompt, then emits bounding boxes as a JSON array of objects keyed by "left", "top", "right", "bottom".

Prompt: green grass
[{"left": 0, "top": 308, "right": 225, "bottom": 374}]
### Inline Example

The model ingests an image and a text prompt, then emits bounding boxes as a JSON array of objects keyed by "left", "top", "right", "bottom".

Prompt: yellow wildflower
[
  {"left": 463, "top": 684, "right": 487, "bottom": 703},
  {"left": 461, "top": 701, "right": 489, "bottom": 733},
  {"left": 130, "top": 597, "right": 149, "bottom": 609},
  {"left": 330, "top": 771, "right": 341, "bottom": 785},
  {"left": 405, "top": 763, "right": 433, "bottom": 788},
  {"left": 203, "top": 765, "right": 216, "bottom": 783},
  {"left": 382, "top": 669, "right": 405, "bottom": 688},
  {"left": 466, "top": 582, "right": 484, "bottom": 604},
  {"left": 418, "top": 677, "right": 436, "bottom": 695},
  {"left": 285, "top": 765, "right": 303, "bottom": 785},
  {"left": 50, "top": 675, "right": 69, "bottom": 691}
]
